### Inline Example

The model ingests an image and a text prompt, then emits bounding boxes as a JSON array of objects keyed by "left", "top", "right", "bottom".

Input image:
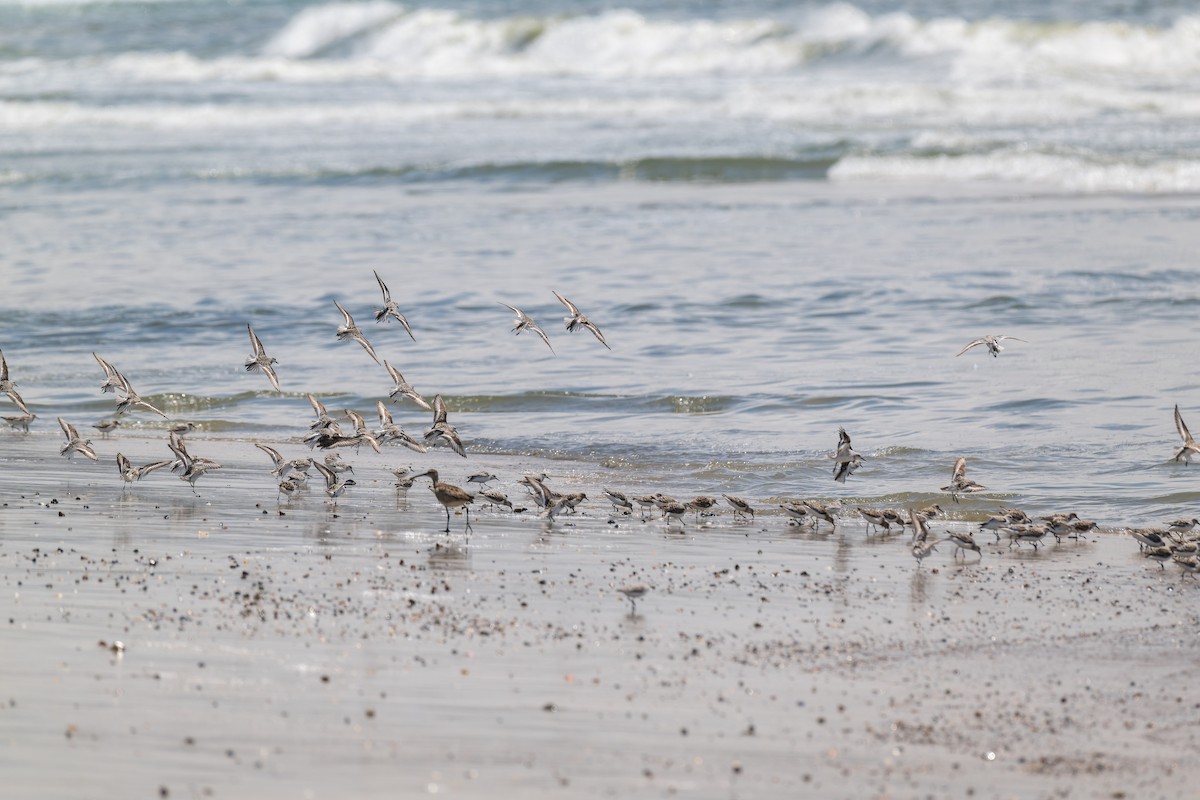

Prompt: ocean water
[{"left": 2, "top": 0, "right": 1200, "bottom": 527}]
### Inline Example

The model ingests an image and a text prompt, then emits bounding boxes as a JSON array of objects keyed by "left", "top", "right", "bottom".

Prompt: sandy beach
[{"left": 3, "top": 433, "right": 1198, "bottom": 799}]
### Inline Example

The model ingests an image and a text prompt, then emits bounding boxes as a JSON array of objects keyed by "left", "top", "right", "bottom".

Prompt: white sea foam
[
  {"left": 829, "top": 151, "right": 1200, "bottom": 193},
  {"left": 262, "top": 0, "right": 405, "bottom": 59},
  {"left": 8, "top": 4, "right": 1199, "bottom": 85}
]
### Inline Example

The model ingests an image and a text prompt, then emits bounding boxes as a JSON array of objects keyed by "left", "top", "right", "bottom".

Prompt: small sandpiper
[
  {"left": 244, "top": 323, "right": 281, "bottom": 392},
  {"left": 313, "top": 461, "right": 356, "bottom": 507},
  {"left": 372, "top": 269, "right": 416, "bottom": 341},
  {"left": 116, "top": 452, "right": 171, "bottom": 487},
  {"left": 552, "top": 291, "right": 611, "bottom": 350},
  {"left": 942, "top": 456, "right": 986, "bottom": 502},
  {"left": 604, "top": 488, "right": 634, "bottom": 514},
  {"left": 1174, "top": 405, "right": 1200, "bottom": 465},
  {"left": 955, "top": 334, "right": 1027, "bottom": 358},
  {"left": 500, "top": 302, "right": 554, "bottom": 354},
  {"left": 618, "top": 584, "right": 649, "bottom": 614},
  {"left": 334, "top": 299, "right": 381, "bottom": 365},
  {"left": 58, "top": 417, "right": 98, "bottom": 461},
  {"left": 724, "top": 494, "right": 755, "bottom": 520},
  {"left": 384, "top": 361, "right": 432, "bottom": 411}
]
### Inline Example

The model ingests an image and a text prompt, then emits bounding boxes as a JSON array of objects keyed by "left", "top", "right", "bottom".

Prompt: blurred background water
[{"left": 2, "top": 0, "right": 1200, "bottom": 525}]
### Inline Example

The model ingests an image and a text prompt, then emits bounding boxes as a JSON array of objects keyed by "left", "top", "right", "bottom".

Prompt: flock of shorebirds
[{"left": 2, "top": 274, "right": 1199, "bottom": 597}]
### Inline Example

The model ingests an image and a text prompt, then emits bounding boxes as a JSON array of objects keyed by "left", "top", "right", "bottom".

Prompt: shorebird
[
  {"left": 424, "top": 394, "right": 466, "bottom": 457},
  {"left": 1007, "top": 524, "right": 1047, "bottom": 550},
  {"left": 946, "top": 529, "right": 982, "bottom": 561},
  {"left": 372, "top": 269, "right": 416, "bottom": 341},
  {"left": 313, "top": 461, "right": 356, "bottom": 507},
  {"left": 114, "top": 371, "right": 168, "bottom": 419},
  {"left": 910, "top": 509, "right": 940, "bottom": 566},
  {"left": 802, "top": 500, "right": 838, "bottom": 530},
  {"left": 254, "top": 443, "right": 312, "bottom": 478},
  {"left": 942, "top": 457, "right": 986, "bottom": 502},
  {"left": 688, "top": 495, "right": 719, "bottom": 518},
  {"left": 323, "top": 453, "right": 354, "bottom": 475},
  {"left": 58, "top": 417, "right": 98, "bottom": 461},
  {"left": 618, "top": 584, "right": 648, "bottom": 614},
  {"left": 1129, "top": 528, "right": 1169, "bottom": 551},
  {"left": 1144, "top": 546, "right": 1173, "bottom": 570},
  {"left": 307, "top": 394, "right": 338, "bottom": 432},
  {"left": 724, "top": 494, "right": 755, "bottom": 520},
  {"left": 415, "top": 469, "right": 474, "bottom": 532},
  {"left": 604, "top": 488, "right": 634, "bottom": 514},
  {"left": 383, "top": 360, "right": 431, "bottom": 411},
  {"left": 478, "top": 488, "right": 513, "bottom": 510},
  {"left": 1, "top": 389, "right": 35, "bottom": 431},
  {"left": 1174, "top": 554, "right": 1200, "bottom": 579},
  {"left": 169, "top": 421, "right": 196, "bottom": 436},
  {"left": 829, "top": 427, "right": 864, "bottom": 483},
  {"left": 343, "top": 409, "right": 382, "bottom": 453},
  {"left": 1173, "top": 405, "right": 1200, "bottom": 465},
  {"left": 467, "top": 472, "right": 498, "bottom": 485},
  {"left": 0, "top": 349, "right": 13, "bottom": 397},
  {"left": 2, "top": 411, "right": 35, "bottom": 431},
  {"left": 955, "top": 335, "right": 1027, "bottom": 358},
  {"left": 93, "top": 419, "right": 122, "bottom": 436},
  {"left": 0, "top": 350, "right": 26, "bottom": 410},
  {"left": 661, "top": 500, "right": 688, "bottom": 527},
  {"left": 858, "top": 508, "right": 890, "bottom": 534},
  {"left": 1168, "top": 518, "right": 1200, "bottom": 535},
  {"left": 780, "top": 502, "right": 810, "bottom": 524},
  {"left": 633, "top": 494, "right": 657, "bottom": 518},
  {"left": 115, "top": 452, "right": 171, "bottom": 487},
  {"left": 92, "top": 352, "right": 124, "bottom": 394},
  {"left": 244, "top": 323, "right": 281, "bottom": 392},
  {"left": 375, "top": 400, "right": 427, "bottom": 452},
  {"left": 277, "top": 476, "right": 302, "bottom": 502},
  {"left": 552, "top": 291, "right": 610, "bottom": 350},
  {"left": 499, "top": 302, "right": 554, "bottom": 354},
  {"left": 333, "top": 300, "right": 381, "bottom": 365},
  {"left": 166, "top": 432, "right": 221, "bottom": 493}
]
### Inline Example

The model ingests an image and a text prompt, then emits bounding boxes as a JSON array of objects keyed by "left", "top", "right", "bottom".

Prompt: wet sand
[{"left": 2, "top": 434, "right": 1198, "bottom": 799}]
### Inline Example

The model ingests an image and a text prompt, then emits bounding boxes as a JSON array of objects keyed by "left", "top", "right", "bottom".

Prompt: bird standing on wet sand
[
  {"left": 372, "top": 270, "right": 416, "bottom": 341},
  {"left": 1173, "top": 405, "right": 1200, "bottom": 465},
  {"left": 724, "top": 494, "right": 755, "bottom": 520},
  {"left": 553, "top": 291, "right": 610, "bottom": 350},
  {"left": 1, "top": 395, "right": 36, "bottom": 431},
  {"left": 910, "top": 509, "right": 940, "bottom": 567},
  {"left": 956, "top": 335, "right": 1027, "bottom": 358},
  {"left": 244, "top": 323, "right": 281, "bottom": 392},
  {"left": 333, "top": 300, "right": 381, "bottom": 365},
  {"left": 618, "top": 584, "right": 648, "bottom": 614},
  {"left": 415, "top": 469, "right": 474, "bottom": 533},
  {"left": 946, "top": 529, "right": 982, "bottom": 561},
  {"left": 604, "top": 488, "right": 634, "bottom": 514},
  {"left": 500, "top": 302, "right": 554, "bottom": 354}
]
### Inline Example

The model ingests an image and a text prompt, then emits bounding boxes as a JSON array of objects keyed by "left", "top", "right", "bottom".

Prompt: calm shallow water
[{"left": 4, "top": 181, "right": 1200, "bottom": 527}]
